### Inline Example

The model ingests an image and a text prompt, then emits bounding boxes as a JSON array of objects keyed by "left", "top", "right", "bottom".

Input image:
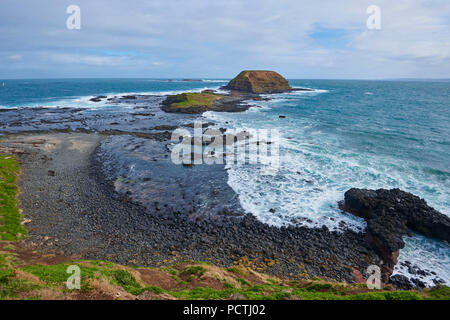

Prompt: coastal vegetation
[
  {"left": 1, "top": 248, "right": 448, "bottom": 300},
  {"left": 0, "top": 154, "right": 27, "bottom": 241},
  {"left": 162, "top": 91, "right": 225, "bottom": 110},
  {"left": 161, "top": 90, "right": 250, "bottom": 113}
]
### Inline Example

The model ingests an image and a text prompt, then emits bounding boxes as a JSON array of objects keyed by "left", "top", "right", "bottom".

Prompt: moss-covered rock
[
  {"left": 161, "top": 91, "right": 249, "bottom": 113},
  {"left": 161, "top": 92, "right": 225, "bottom": 113},
  {"left": 224, "top": 70, "right": 292, "bottom": 94}
]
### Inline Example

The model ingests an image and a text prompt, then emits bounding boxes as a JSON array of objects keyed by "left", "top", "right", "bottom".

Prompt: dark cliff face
[{"left": 223, "top": 70, "right": 292, "bottom": 94}]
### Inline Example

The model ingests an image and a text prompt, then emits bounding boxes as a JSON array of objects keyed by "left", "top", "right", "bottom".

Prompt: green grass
[
  {"left": 163, "top": 280, "right": 447, "bottom": 300},
  {"left": 236, "top": 278, "right": 251, "bottom": 287},
  {"left": 170, "top": 286, "right": 235, "bottom": 300},
  {"left": 112, "top": 270, "right": 144, "bottom": 295},
  {"left": 305, "top": 282, "right": 334, "bottom": 292},
  {"left": 23, "top": 262, "right": 97, "bottom": 286},
  {"left": 0, "top": 253, "right": 448, "bottom": 300},
  {"left": 0, "top": 275, "right": 38, "bottom": 299},
  {"left": 0, "top": 154, "right": 27, "bottom": 241},
  {"left": 180, "top": 266, "right": 206, "bottom": 278},
  {"left": 0, "top": 254, "right": 40, "bottom": 299},
  {"left": 426, "top": 284, "right": 450, "bottom": 300},
  {"left": 161, "top": 266, "right": 188, "bottom": 284},
  {"left": 226, "top": 267, "right": 243, "bottom": 275},
  {"left": 21, "top": 261, "right": 157, "bottom": 296},
  {"left": 167, "top": 92, "right": 224, "bottom": 109},
  {"left": 146, "top": 285, "right": 164, "bottom": 295}
]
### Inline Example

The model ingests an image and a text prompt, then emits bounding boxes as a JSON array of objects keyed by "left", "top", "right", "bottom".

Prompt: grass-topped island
[
  {"left": 160, "top": 71, "right": 313, "bottom": 114},
  {"left": 161, "top": 90, "right": 250, "bottom": 113}
]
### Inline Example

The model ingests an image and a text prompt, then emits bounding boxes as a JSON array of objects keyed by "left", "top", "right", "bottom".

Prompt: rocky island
[
  {"left": 161, "top": 90, "right": 249, "bottom": 113},
  {"left": 222, "top": 70, "right": 292, "bottom": 93},
  {"left": 161, "top": 70, "right": 313, "bottom": 113}
]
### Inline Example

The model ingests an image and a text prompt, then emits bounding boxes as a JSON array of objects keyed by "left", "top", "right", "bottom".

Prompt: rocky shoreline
[
  {"left": 0, "top": 90, "right": 447, "bottom": 290},
  {"left": 0, "top": 131, "right": 383, "bottom": 284},
  {"left": 340, "top": 188, "right": 450, "bottom": 287}
]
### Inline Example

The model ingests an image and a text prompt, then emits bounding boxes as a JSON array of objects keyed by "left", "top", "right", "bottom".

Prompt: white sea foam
[
  {"left": 204, "top": 87, "right": 450, "bottom": 233},
  {"left": 201, "top": 79, "right": 228, "bottom": 83},
  {"left": 203, "top": 85, "right": 450, "bottom": 284},
  {"left": 393, "top": 233, "right": 450, "bottom": 286}
]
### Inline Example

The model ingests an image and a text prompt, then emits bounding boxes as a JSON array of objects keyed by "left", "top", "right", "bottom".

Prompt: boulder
[
  {"left": 89, "top": 96, "right": 107, "bottom": 102},
  {"left": 340, "top": 188, "right": 450, "bottom": 282},
  {"left": 223, "top": 70, "right": 292, "bottom": 94}
]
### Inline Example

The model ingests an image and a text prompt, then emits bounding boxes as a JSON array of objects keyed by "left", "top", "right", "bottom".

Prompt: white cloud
[
  {"left": 0, "top": 0, "right": 449, "bottom": 78},
  {"left": 46, "top": 53, "right": 131, "bottom": 66},
  {"left": 7, "top": 54, "right": 22, "bottom": 61}
]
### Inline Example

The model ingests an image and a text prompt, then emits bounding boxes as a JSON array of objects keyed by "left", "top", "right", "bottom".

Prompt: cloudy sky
[{"left": 1, "top": 0, "right": 449, "bottom": 79}]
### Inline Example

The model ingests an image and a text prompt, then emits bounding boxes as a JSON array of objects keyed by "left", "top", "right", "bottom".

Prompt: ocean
[{"left": 0, "top": 78, "right": 449, "bottom": 285}]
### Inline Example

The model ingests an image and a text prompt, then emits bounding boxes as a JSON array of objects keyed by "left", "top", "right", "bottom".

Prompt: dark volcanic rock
[
  {"left": 340, "top": 188, "right": 450, "bottom": 282},
  {"left": 390, "top": 274, "right": 413, "bottom": 290},
  {"left": 343, "top": 188, "right": 450, "bottom": 242},
  {"left": 89, "top": 96, "right": 107, "bottom": 102},
  {"left": 3, "top": 132, "right": 385, "bottom": 284}
]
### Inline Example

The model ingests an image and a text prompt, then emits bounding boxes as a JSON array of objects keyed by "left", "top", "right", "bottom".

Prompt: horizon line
[{"left": 1, "top": 77, "right": 449, "bottom": 82}]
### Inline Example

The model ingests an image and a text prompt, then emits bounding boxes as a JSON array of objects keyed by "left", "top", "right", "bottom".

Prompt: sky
[{"left": 1, "top": 0, "right": 449, "bottom": 79}]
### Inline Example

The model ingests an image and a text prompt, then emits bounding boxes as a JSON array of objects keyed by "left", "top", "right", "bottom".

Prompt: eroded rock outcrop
[
  {"left": 340, "top": 188, "right": 450, "bottom": 282},
  {"left": 223, "top": 70, "right": 292, "bottom": 94}
]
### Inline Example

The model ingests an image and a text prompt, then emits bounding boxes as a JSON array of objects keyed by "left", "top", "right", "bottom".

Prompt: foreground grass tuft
[
  {"left": 0, "top": 154, "right": 27, "bottom": 241},
  {"left": 112, "top": 270, "right": 144, "bottom": 295}
]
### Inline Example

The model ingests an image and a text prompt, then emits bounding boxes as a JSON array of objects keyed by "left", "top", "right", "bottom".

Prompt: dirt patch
[
  {"left": 185, "top": 276, "right": 227, "bottom": 291},
  {"left": 71, "top": 290, "right": 115, "bottom": 300},
  {"left": 14, "top": 269, "right": 43, "bottom": 284},
  {"left": 137, "top": 291, "right": 176, "bottom": 300},
  {"left": 136, "top": 268, "right": 179, "bottom": 291},
  {"left": 10, "top": 242, "right": 77, "bottom": 266},
  {"left": 87, "top": 278, "right": 135, "bottom": 300}
]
